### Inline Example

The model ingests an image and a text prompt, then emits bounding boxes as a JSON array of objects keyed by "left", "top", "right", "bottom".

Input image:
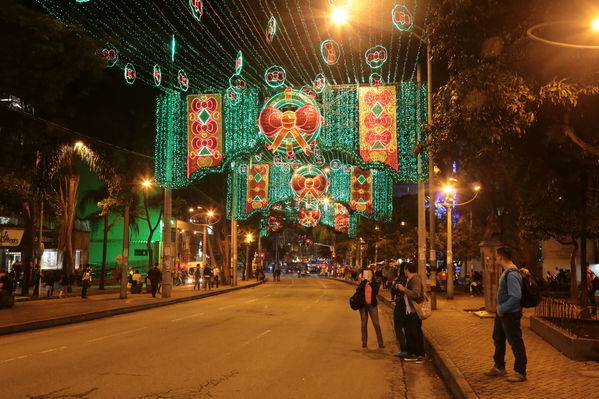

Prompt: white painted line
[
  {"left": 171, "top": 312, "right": 204, "bottom": 322},
  {"left": 41, "top": 348, "right": 57, "bottom": 354},
  {"left": 242, "top": 329, "right": 272, "bottom": 346},
  {"left": 59, "top": 346, "right": 68, "bottom": 350},
  {"left": 16, "top": 354, "right": 31, "bottom": 359},
  {"left": 218, "top": 305, "right": 233, "bottom": 310},
  {"left": 87, "top": 327, "right": 147, "bottom": 343},
  {"left": 0, "top": 358, "right": 15, "bottom": 365},
  {"left": 245, "top": 298, "right": 258, "bottom": 303}
]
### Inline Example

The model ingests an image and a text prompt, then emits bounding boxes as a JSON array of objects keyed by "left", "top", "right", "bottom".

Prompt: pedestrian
[
  {"left": 58, "top": 273, "right": 69, "bottom": 298},
  {"left": 0, "top": 271, "right": 15, "bottom": 307},
  {"left": 81, "top": 266, "right": 92, "bottom": 298},
  {"left": 203, "top": 263, "right": 212, "bottom": 290},
  {"left": 213, "top": 266, "right": 220, "bottom": 288},
  {"left": 357, "top": 266, "right": 384, "bottom": 349},
  {"left": 484, "top": 247, "right": 527, "bottom": 382},
  {"left": 395, "top": 262, "right": 426, "bottom": 363},
  {"left": 32, "top": 264, "right": 40, "bottom": 297},
  {"left": 193, "top": 264, "right": 202, "bottom": 290},
  {"left": 390, "top": 262, "right": 409, "bottom": 358},
  {"left": 586, "top": 264, "right": 597, "bottom": 316},
  {"left": 148, "top": 264, "right": 162, "bottom": 297},
  {"left": 44, "top": 270, "right": 55, "bottom": 297}
]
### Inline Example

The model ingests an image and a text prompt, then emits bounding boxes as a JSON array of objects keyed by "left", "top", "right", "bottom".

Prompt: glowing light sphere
[
  {"left": 593, "top": 18, "right": 599, "bottom": 31},
  {"left": 153, "top": 64, "right": 162, "bottom": 87},
  {"left": 101, "top": 43, "right": 118, "bottom": 67},
  {"left": 331, "top": 8, "right": 348, "bottom": 25},
  {"left": 266, "top": 16, "right": 277, "bottom": 43},
  {"left": 189, "top": 0, "right": 203, "bottom": 22},
  {"left": 369, "top": 72, "right": 384, "bottom": 86},
  {"left": 313, "top": 73, "right": 327, "bottom": 93},
  {"left": 365, "top": 45, "right": 388, "bottom": 69},
  {"left": 178, "top": 69, "right": 189, "bottom": 91},
  {"left": 258, "top": 89, "right": 323, "bottom": 155},
  {"left": 235, "top": 51, "right": 243, "bottom": 75},
  {"left": 330, "top": 159, "right": 342, "bottom": 170},
  {"left": 321, "top": 39, "right": 341, "bottom": 65},
  {"left": 264, "top": 65, "right": 287, "bottom": 88},
  {"left": 124, "top": 63, "right": 136, "bottom": 84},
  {"left": 392, "top": 4, "right": 413, "bottom": 32},
  {"left": 229, "top": 74, "right": 247, "bottom": 93}
]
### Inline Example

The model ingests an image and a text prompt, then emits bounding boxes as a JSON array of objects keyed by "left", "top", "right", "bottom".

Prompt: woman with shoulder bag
[
  {"left": 390, "top": 262, "right": 410, "bottom": 357},
  {"left": 395, "top": 262, "right": 425, "bottom": 363},
  {"left": 358, "top": 266, "right": 384, "bottom": 349}
]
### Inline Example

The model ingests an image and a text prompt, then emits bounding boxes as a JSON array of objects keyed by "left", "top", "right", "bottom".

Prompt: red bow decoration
[
  {"left": 364, "top": 90, "right": 392, "bottom": 107},
  {"left": 259, "top": 104, "right": 319, "bottom": 152},
  {"left": 364, "top": 113, "right": 392, "bottom": 129},
  {"left": 191, "top": 97, "right": 217, "bottom": 113},
  {"left": 191, "top": 136, "right": 218, "bottom": 152},
  {"left": 290, "top": 173, "right": 329, "bottom": 201},
  {"left": 365, "top": 130, "right": 393, "bottom": 148}
]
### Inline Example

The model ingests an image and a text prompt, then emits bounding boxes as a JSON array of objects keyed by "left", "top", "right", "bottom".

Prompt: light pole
[
  {"left": 244, "top": 232, "right": 254, "bottom": 281},
  {"left": 441, "top": 183, "right": 481, "bottom": 299},
  {"left": 527, "top": 19, "right": 599, "bottom": 49}
]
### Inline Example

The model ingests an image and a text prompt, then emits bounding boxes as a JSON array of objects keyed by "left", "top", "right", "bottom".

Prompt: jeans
[
  {"left": 492, "top": 312, "right": 527, "bottom": 375},
  {"left": 393, "top": 301, "right": 408, "bottom": 352},
  {"left": 359, "top": 305, "right": 384, "bottom": 347},
  {"left": 404, "top": 312, "right": 425, "bottom": 356},
  {"left": 81, "top": 281, "right": 90, "bottom": 298},
  {"left": 151, "top": 282, "right": 159, "bottom": 297},
  {"left": 203, "top": 276, "right": 211, "bottom": 290}
]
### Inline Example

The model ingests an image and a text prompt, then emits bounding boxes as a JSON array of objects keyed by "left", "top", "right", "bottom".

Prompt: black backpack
[
  {"left": 349, "top": 281, "right": 366, "bottom": 310},
  {"left": 506, "top": 269, "right": 541, "bottom": 308}
]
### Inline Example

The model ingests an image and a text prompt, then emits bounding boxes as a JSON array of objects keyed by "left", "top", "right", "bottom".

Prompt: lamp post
[
  {"left": 244, "top": 233, "right": 254, "bottom": 281},
  {"left": 441, "top": 183, "right": 481, "bottom": 299}
]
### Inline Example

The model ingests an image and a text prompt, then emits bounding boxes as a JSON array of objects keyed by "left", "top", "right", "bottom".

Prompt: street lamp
[
  {"left": 441, "top": 182, "right": 481, "bottom": 300},
  {"left": 527, "top": 20, "right": 599, "bottom": 49},
  {"left": 244, "top": 232, "right": 254, "bottom": 280},
  {"left": 592, "top": 18, "right": 599, "bottom": 31},
  {"left": 331, "top": 8, "right": 348, "bottom": 25}
]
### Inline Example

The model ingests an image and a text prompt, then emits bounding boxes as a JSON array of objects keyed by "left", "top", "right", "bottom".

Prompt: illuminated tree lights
[
  {"left": 392, "top": 4, "right": 414, "bottom": 32},
  {"left": 320, "top": 39, "right": 341, "bottom": 65},
  {"left": 124, "top": 63, "right": 136, "bottom": 84},
  {"left": 266, "top": 16, "right": 277, "bottom": 43},
  {"left": 264, "top": 65, "right": 286, "bottom": 88},
  {"left": 365, "top": 45, "right": 388, "bottom": 69},
  {"left": 153, "top": 64, "right": 162, "bottom": 87},
  {"left": 189, "top": 0, "right": 203, "bottom": 22}
]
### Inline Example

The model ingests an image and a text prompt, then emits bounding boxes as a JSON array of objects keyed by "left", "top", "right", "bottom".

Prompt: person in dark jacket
[
  {"left": 147, "top": 264, "right": 162, "bottom": 298},
  {"left": 390, "top": 262, "right": 409, "bottom": 357},
  {"left": 358, "top": 267, "right": 384, "bottom": 349},
  {"left": 395, "top": 262, "right": 425, "bottom": 363}
]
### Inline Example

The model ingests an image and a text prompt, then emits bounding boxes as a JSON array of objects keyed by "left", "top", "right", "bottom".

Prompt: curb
[
  {"left": 0, "top": 282, "right": 262, "bottom": 336},
  {"left": 327, "top": 277, "right": 478, "bottom": 399}
]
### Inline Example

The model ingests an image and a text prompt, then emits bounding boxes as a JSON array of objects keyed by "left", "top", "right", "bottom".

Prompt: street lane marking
[
  {"left": 218, "top": 305, "right": 233, "bottom": 310},
  {"left": 87, "top": 327, "right": 147, "bottom": 343},
  {"left": 16, "top": 354, "right": 31, "bottom": 359},
  {"left": 0, "top": 358, "right": 15, "bottom": 365},
  {"left": 242, "top": 329, "right": 271, "bottom": 346},
  {"left": 41, "top": 348, "right": 57, "bottom": 353},
  {"left": 245, "top": 298, "right": 258, "bottom": 303},
  {"left": 171, "top": 312, "right": 204, "bottom": 322}
]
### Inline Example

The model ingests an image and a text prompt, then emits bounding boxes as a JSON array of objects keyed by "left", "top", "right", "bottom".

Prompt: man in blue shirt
[{"left": 484, "top": 247, "right": 527, "bottom": 382}]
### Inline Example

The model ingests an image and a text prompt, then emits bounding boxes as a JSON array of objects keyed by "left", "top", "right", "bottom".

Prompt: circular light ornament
[
  {"left": 266, "top": 16, "right": 277, "bottom": 43},
  {"left": 235, "top": 51, "right": 243, "bottom": 75},
  {"left": 321, "top": 39, "right": 341, "bottom": 65},
  {"left": 153, "top": 64, "right": 162, "bottom": 87},
  {"left": 189, "top": 0, "right": 203, "bottom": 21},
  {"left": 290, "top": 165, "right": 330, "bottom": 207},
  {"left": 101, "top": 43, "right": 118, "bottom": 68},
  {"left": 313, "top": 73, "right": 327, "bottom": 94},
  {"left": 365, "top": 45, "right": 388, "bottom": 69},
  {"left": 298, "top": 208, "right": 322, "bottom": 227},
  {"left": 369, "top": 72, "right": 384, "bottom": 86},
  {"left": 392, "top": 4, "right": 413, "bottom": 32},
  {"left": 124, "top": 63, "right": 136, "bottom": 85},
  {"left": 258, "top": 89, "right": 323, "bottom": 155},
  {"left": 300, "top": 85, "right": 316, "bottom": 99},
  {"left": 178, "top": 69, "right": 189, "bottom": 92},
  {"left": 264, "top": 65, "right": 287, "bottom": 88},
  {"left": 229, "top": 74, "right": 247, "bottom": 93}
]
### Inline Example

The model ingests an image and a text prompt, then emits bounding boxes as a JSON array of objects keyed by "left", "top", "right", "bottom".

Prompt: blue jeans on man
[{"left": 492, "top": 311, "right": 527, "bottom": 376}]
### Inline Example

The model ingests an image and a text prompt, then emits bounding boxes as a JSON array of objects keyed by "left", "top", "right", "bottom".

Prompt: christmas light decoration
[
  {"left": 313, "top": 73, "right": 327, "bottom": 94},
  {"left": 290, "top": 164, "right": 329, "bottom": 209},
  {"left": 358, "top": 86, "right": 398, "bottom": 171},
  {"left": 246, "top": 164, "right": 270, "bottom": 213},
  {"left": 369, "top": 73, "right": 384, "bottom": 86},
  {"left": 189, "top": 0, "right": 203, "bottom": 22},
  {"left": 320, "top": 40, "right": 341, "bottom": 66},
  {"left": 365, "top": 45, "right": 388, "bottom": 69},
  {"left": 328, "top": 0, "right": 352, "bottom": 8},
  {"left": 258, "top": 89, "right": 322, "bottom": 155},
  {"left": 153, "top": 64, "right": 161, "bottom": 87},
  {"left": 300, "top": 85, "right": 316, "bottom": 99},
  {"left": 101, "top": 43, "right": 118, "bottom": 67},
  {"left": 226, "top": 87, "right": 240, "bottom": 104},
  {"left": 187, "top": 94, "right": 223, "bottom": 178},
  {"left": 228, "top": 74, "right": 247, "bottom": 93},
  {"left": 264, "top": 65, "right": 286, "bottom": 88},
  {"left": 178, "top": 69, "right": 189, "bottom": 92},
  {"left": 235, "top": 50, "right": 243, "bottom": 75},
  {"left": 266, "top": 16, "right": 277, "bottom": 43},
  {"left": 124, "top": 63, "right": 136, "bottom": 84},
  {"left": 392, "top": 4, "right": 414, "bottom": 32},
  {"left": 350, "top": 167, "right": 373, "bottom": 214}
]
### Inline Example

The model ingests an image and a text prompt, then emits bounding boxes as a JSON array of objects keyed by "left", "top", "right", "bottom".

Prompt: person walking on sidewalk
[
  {"left": 586, "top": 264, "right": 597, "bottom": 316},
  {"left": 213, "top": 266, "right": 220, "bottom": 288},
  {"left": 395, "top": 262, "right": 426, "bottom": 363},
  {"left": 485, "top": 247, "right": 527, "bottom": 382},
  {"left": 44, "top": 270, "right": 54, "bottom": 298},
  {"left": 193, "top": 264, "right": 202, "bottom": 290},
  {"left": 148, "top": 264, "right": 162, "bottom": 298},
  {"left": 81, "top": 266, "right": 92, "bottom": 298},
  {"left": 203, "top": 263, "right": 212, "bottom": 290},
  {"left": 358, "top": 266, "right": 385, "bottom": 349},
  {"left": 58, "top": 273, "right": 69, "bottom": 298},
  {"left": 390, "top": 262, "right": 409, "bottom": 358}
]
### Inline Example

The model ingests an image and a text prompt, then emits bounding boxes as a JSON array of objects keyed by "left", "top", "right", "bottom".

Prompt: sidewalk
[
  {"left": 331, "top": 278, "right": 599, "bottom": 399},
  {"left": 0, "top": 281, "right": 261, "bottom": 336}
]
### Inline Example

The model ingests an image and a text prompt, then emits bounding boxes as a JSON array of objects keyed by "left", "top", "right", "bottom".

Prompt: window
[{"left": 41, "top": 250, "right": 59, "bottom": 270}]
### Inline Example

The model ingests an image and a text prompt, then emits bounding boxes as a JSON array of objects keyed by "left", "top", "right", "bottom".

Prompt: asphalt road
[{"left": 0, "top": 277, "right": 450, "bottom": 399}]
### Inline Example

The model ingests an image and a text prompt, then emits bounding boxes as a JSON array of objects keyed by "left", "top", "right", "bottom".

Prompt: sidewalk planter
[{"left": 530, "top": 316, "right": 599, "bottom": 361}]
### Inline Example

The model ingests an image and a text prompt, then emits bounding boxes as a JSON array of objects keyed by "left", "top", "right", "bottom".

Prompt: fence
[{"left": 535, "top": 297, "right": 586, "bottom": 337}]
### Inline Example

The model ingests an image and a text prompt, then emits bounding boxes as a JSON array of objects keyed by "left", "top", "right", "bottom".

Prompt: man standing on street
[
  {"left": 485, "top": 247, "right": 527, "bottom": 382},
  {"left": 81, "top": 266, "right": 92, "bottom": 298},
  {"left": 148, "top": 264, "right": 162, "bottom": 298}
]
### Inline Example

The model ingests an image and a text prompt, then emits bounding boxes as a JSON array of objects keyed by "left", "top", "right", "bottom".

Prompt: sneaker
[
  {"left": 403, "top": 355, "right": 419, "bottom": 362},
  {"left": 393, "top": 351, "right": 410, "bottom": 358},
  {"left": 484, "top": 367, "right": 507, "bottom": 377},
  {"left": 506, "top": 372, "right": 527, "bottom": 382},
  {"left": 415, "top": 356, "right": 426, "bottom": 364}
]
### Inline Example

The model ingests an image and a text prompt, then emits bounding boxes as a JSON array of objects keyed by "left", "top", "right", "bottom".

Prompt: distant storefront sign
[{"left": 0, "top": 229, "right": 24, "bottom": 247}]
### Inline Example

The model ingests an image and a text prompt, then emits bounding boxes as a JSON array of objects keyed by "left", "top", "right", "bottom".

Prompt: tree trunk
[
  {"left": 100, "top": 214, "right": 108, "bottom": 290},
  {"left": 20, "top": 200, "right": 36, "bottom": 296},
  {"left": 569, "top": 241, "right": 579, "bottom": 300}
]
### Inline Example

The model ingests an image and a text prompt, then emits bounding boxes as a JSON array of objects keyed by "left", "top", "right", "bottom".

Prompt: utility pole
[
  {"left": 120, "top": 203, "right": 130, "bottom": 299},
  {"left": 202, "top": 220, "right": 208, "bottom": 266},
  {"left": 230, "top": 167, "right": 238, "bottom": 287},
  {"left": 426, "top": 43, "right": 438, "bottom": 309},
  {"left": 446, "top": 204, "right": 454, "bottom": 299},
  {"left": 161, "top": 188, "right": 173, "bottom": 297},
  {"left": 416, "top": 66, "right": 427, "bottom": 279}
]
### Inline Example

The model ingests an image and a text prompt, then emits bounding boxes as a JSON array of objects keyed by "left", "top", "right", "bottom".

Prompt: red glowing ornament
[
  {"left": 365, "top": 45, "right": 388, "bottom": 69},
  {"left": 153, "top": 64, "right": 161, "bottom": 87},
  {"left": 124, "top": 63, "right": 136, "bottom": 84},
  {"left": 290, "top": 165, "right": 330, "bottom": 209},
  {"left": 266, "top": 16, "right": 277, "bottom": 43},
  {"left": 320, "top": 39, "right": 341, "bottom": 66},
  {"left": 392, "top": 4, "right": 413, "bottom": 32},
  {"left": 178, "top": 69, "right": 189, "bottom": 92},
  {"left": 189, "top": 0, "right": 203, "bottom": 21}
]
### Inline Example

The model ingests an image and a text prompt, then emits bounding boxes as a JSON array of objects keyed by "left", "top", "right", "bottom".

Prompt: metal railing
[{"left": 535, "top": 297, "right": 583, "bottom": 337}]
